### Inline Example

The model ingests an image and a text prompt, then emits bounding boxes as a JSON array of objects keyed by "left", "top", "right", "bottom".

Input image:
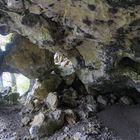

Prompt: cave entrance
[
  {"left": 0, "top": 34, "right": 34, "bottom": 97},
  {"left": 1, "top": 72, "right": 30, "bottom": 96},
  {"left": 0, "top": 34, "right": 12, "bottom": 51}
]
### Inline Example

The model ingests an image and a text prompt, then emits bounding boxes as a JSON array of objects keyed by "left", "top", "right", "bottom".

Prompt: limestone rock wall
[
  {"left": 0, "top": 0, "right": 140, "bottom": 93},
  {"left": 4, "top": 34, "right": 54, "bottom": 79}
]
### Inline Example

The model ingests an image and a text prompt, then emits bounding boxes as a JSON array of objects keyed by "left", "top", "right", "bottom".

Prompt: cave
[{"left": 0, "top": 0, "right": 140, "bottom": 140}]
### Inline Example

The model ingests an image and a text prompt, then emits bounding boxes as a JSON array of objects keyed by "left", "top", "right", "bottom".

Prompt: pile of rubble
[
  {"left": 19, "top": 56, "right": 135, "bottom": 139},
  {"left": 0, "top": 86, "right": 19, "bottom": 106}
]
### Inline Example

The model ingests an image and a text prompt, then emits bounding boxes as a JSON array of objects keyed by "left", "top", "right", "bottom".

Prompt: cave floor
[
  {"left": 0, "top": 105, "right": 140, "bottom": 140},
  {"left": 49, "top": 104, "right": 140, "bottom": 140},
  {"left": 0, "top": 106, "right": 29, "bottom": 140},
  {"left": 98, "top": 104, "right": 140, "bottom": 140}
]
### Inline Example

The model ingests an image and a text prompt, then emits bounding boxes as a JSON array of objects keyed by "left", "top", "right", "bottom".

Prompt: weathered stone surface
[
  {"left": 61, "top": 88, "right": 78, "bottom": 108},
  {"left": 1, "top": 1, "right": 140, "bottom": 140},
  {"left": 21, "top": 116, "right": 30, "bottom": 126},
  {"left": 4, "top": 34, "right": 54, "bottom": 79},
  {"left": 33, "top": 74, "right": 62, "bottom": 100},
  {"left": 31, "top": 112, "right": 45, "bottom": 126},
  {"left": 54, "top": 53, "right": 75, "bottom": 86},
  {"left": 64, "top": 109, "right": 76, "bottom": 125},
  {"left": 30, "top": 110, "right": 64, "bottom": 139},
  {"left": 97, "top": 95, "right": 108, "bottom": 105},
  {"left": 0, "top": 0, "right": 140, "bottom": 94},
  {"left": 45, "top": 92, "right": 58, "bottom": 110},
  {"left": 120, "top": 96, "right": 133, "bottom": 105},
  {"left": 23, "top": 92, "right": 35, "bottom": 112}
]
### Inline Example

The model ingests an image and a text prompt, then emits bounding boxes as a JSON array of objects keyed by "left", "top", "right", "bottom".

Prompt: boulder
[
  {"left": 30, "top": 110, "right": 64, "bottom": 139},
  {"left": 45, "top": 92, "right": 58, "bottom": 110},
  {"left": 31, "top": 112, "right": 45, "bottom": 126},
  {"left": 23, "top": 92, "right": 35, "bottom": 112},
  {"left": 33, "top": 74, "right": 62, "bottom": 100},
  {"left": 4, "top": 34, "right": 54, "bottom": 79},
  {"left": 21, "top": 116, "right": 31, "bottom": 126},
  {"left": 120, "top": 96, "right": 133, "bottom": 105},
  {"left": 97, "top": 95, "right": 108, "bottom": 106},
  {"left": 64, "top": 109, "right": 76, "bottom": 125},
  {"left": 61, "top": 88, "right": 78, "bottom": 108}
]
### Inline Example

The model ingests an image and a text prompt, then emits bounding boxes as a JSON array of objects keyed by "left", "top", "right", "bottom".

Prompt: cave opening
[
  {"left": 0, "top": 34, "right": 34, "bottom": 97},
  {"left": 0, "top": 34, "right": 12, "bottom": 51},
  {"left": 1, "top": 72, "right": 31, "bottom": 96}
]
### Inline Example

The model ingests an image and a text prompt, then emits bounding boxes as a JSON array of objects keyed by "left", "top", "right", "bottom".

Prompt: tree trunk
[
  {"left": 11, "top": 73, "right": 17, "bottom": 92},
  {"left": 0, "top": 74, "right": 3, "bottom": 90}
]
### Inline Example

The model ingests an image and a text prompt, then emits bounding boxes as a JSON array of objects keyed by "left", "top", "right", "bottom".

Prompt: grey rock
[
  {"left": 64, "top": 127, "right": 70, "bottom": 133},
  {"left": 21, "top": 116, "right": 30, "bottom": 126},
  {"left": 73, "top": 132, "right": 87, "bottom": 140},
  {"left": 61, "top": 88, "right": 78, "bottom": 107},
  {"left": 86, "top": 103, "right": 98, "bottom": 113},
  {"left": 45, "top": 92, "right": 58, "bottom": 110},
  {"left": 97, "top": 95, "right": 108, "bottom": 105},
  {"left": 29, "top": 125, "right": 40, "bottom": 140},
  {"left": 120, "top": 96, "right": 133, "bottom": 105},
  {"left": 65, "top": 109, "right": 76, "bottom": 125},
  {"left": 86, "top": 95, "right": 96, "bottom": 105},
  {"left": 30, "top": 110, "right": 64, "bottom": 139}
]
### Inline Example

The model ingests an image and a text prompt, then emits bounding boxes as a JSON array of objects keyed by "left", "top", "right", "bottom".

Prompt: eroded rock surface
[
  {"left": 4, "top": 34, "right": 54, "bottom": 79},
  {"left": 0, "top": 0, "right": 140, "bottom": 139},
  {"left": 0, "top": 0, "right": 140, "bottom": 94}
]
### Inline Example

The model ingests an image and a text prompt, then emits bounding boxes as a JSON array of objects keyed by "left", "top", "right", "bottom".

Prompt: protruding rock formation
[
  {"left": 4, "top": 34, "right": 54, "bottom": 79},
  {"left": 0, "top": 0, "right": 140, "bottom": 94}
]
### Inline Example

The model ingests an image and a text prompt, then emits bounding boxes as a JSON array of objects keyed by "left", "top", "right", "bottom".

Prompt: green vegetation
[{"left": 2, "top": 73, "right": 30, "bottom": 96}]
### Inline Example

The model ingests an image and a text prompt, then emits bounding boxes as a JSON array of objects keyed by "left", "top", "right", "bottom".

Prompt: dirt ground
[
  {"left": 49, "top": 104, "right": 140, "bottom": 140},
  {"left": 98, "top": 104, "right": 140, "bottom": 140},
  {"left": 0, "top": 106, "right": 29, "bottom": 140},
  {"left": 1, "top": 104, "right": 140, "bottom": 140}
]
